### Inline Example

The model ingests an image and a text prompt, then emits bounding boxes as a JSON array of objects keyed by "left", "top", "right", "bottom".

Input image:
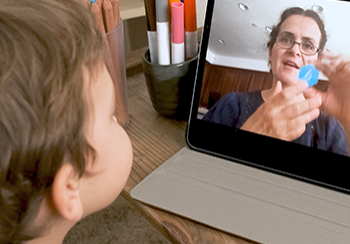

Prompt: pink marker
[{"left": 171, "top": 2, "right": 184, "bottom": 64}]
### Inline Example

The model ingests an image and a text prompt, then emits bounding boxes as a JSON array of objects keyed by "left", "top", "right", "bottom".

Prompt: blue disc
[{"left": 298, "top": 64, "right": 319, "bottom": 87}]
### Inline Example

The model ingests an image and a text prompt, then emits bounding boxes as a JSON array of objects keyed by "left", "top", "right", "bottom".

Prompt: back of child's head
[{"left": 0, "top": 0, "right": 104, "bottom": 242}]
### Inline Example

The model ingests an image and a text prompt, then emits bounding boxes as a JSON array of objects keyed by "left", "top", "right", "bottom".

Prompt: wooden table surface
[{"left": 122, "top": 72, "right": 256, "bottom": 244}]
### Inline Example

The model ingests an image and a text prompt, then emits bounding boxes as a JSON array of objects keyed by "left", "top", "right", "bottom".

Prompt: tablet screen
[{"left": 188, "top": 0, "right": 350, "bottom": 194}]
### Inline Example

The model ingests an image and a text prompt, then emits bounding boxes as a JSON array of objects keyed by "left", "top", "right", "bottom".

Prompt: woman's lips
[{"left": 283, "top": 61, "right": 300, "bottom": 69}]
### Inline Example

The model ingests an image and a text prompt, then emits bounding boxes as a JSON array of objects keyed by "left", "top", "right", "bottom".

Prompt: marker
[
  {"left": 168, "top": 0, "right": 180, "bottom": 27},
  {"left": 184, "top": 0, "right": 197, "bottom": 60},
  {"left": 156, "top": 0, "right": 170, "bottom": 65},
  {"left": 171, "top": 2, "right": 185, "bottom": 64},
  {"left": 144, "top": 0, "right": 158, "bottom": 63}
]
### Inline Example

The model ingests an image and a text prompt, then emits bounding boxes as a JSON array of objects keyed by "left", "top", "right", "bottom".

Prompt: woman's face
[{"left": 269, "top": 15, "right": 322, "bottom": 87}]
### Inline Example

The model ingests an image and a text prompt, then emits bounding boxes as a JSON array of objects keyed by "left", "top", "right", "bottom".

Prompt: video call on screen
[{"left": 198, "top": 0, "right": 350, "bottom": 157}]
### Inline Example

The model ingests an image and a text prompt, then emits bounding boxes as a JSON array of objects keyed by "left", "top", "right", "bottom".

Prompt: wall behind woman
[{"left": 199, "top": 62, "right": 329, "bottom": 109}]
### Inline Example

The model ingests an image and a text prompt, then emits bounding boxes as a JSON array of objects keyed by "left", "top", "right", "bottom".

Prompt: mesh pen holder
[{"left": 103, "top": 19, "right": 129, "bottom": 128}]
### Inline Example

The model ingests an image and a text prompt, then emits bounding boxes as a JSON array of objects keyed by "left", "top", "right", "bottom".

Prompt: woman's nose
[{"left": 288, "top": 42, "right": 302, "bottom": 56}]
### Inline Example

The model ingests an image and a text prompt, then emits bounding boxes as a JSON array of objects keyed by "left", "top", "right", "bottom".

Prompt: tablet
[{"left": 187, "top": 0, "right": 350, "bottom": 194}]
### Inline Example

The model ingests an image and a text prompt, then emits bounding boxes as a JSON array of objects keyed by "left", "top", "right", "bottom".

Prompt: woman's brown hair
[
  {"left": 0, "top": 0, "right": 105, "bottom": 242},
  {"left": 267, "top": 7, "right": 327, "bottom": 52},
  {"left": 267, "top": 7, "right": 328, "bottom": 71}
]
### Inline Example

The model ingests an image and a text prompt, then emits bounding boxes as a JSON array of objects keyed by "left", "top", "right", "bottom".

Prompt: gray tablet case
[
  {"left": 131, "top": 147, "right": 350, "bottom": 244},
  {"left": 131, "top": 0, "right": 350, "bottom": 243}
]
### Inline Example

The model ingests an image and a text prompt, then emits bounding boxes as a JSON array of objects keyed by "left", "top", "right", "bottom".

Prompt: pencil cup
[
  {"left": 142, "top": 48, "right": 198, "bottom": 120},
  {"left": 103, "top": 19, "right": 129, "bottom": 128}
]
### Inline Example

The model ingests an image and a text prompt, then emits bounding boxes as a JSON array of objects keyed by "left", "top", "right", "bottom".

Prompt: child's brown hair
[{"left": 0, "top": 0, "right": 105, "bottom": 242}]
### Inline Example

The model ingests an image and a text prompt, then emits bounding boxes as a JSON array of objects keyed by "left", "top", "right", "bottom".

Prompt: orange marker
[{"left": 184, "top": 0, "right": 197, "bottom": 59}]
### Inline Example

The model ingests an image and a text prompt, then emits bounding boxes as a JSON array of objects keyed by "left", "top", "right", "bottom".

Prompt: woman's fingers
[
  {"left": 242, "top": 81, "right": 321, "bottom": 141},
  {"left": 283, "top": 108, "right": 320, "bottom": 141},
  {"left": 282, "top": 95, "right": 322, "bottom": 120},
  {"left": 268, "top": 93, "right": 321, "bottom": 141},
  {"left": 315, "top": 50, "right": 350, "bottom": 78},
  {"left": 303, "top": 86, "right": 318, "bottom": 99},
  {"left": 270, "top": 81, "right": 308, "bottom": 108}
]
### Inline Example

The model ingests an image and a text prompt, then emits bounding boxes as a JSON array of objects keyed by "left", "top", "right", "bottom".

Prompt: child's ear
[{"left": 50, "top": 163, "right": 83, "bottom": 221}]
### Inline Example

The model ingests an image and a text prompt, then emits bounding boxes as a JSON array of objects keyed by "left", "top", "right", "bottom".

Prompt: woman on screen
[{"left": 203, "top": 7, "right": 349, "bottom": 156}]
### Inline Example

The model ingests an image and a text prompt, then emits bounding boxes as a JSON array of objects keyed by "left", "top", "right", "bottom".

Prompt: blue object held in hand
[{"left": 298, "top": 64, "right": 319, "bottom": 87}]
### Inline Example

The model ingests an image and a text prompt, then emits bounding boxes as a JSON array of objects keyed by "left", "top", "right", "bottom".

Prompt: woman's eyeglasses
[{"left": 276, "top": 35, "right": 320, "bottom": 56}]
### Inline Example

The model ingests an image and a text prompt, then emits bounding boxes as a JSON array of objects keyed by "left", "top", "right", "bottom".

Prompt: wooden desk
[{"left": 122, "top": 72, "right": 256, "bottom": 244}]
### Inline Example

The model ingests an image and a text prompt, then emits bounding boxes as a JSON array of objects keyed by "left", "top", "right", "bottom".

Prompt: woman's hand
[
  {"left": 241, "top": 81, "right": 322, "bottom": 141},
  {"left": 306, "top": 50, "right": 350, "bottom": 125}
]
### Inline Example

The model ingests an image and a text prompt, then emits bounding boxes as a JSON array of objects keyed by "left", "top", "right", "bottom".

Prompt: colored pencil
[
  {"left": 91, "top": 0, "right": 106, "bottom": 34},
  {"left": 102, "top": 0, "right": 115, "bottom": 32},
  {"left": 111, "top": 0, "right": 120, "bottom": 27}
]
